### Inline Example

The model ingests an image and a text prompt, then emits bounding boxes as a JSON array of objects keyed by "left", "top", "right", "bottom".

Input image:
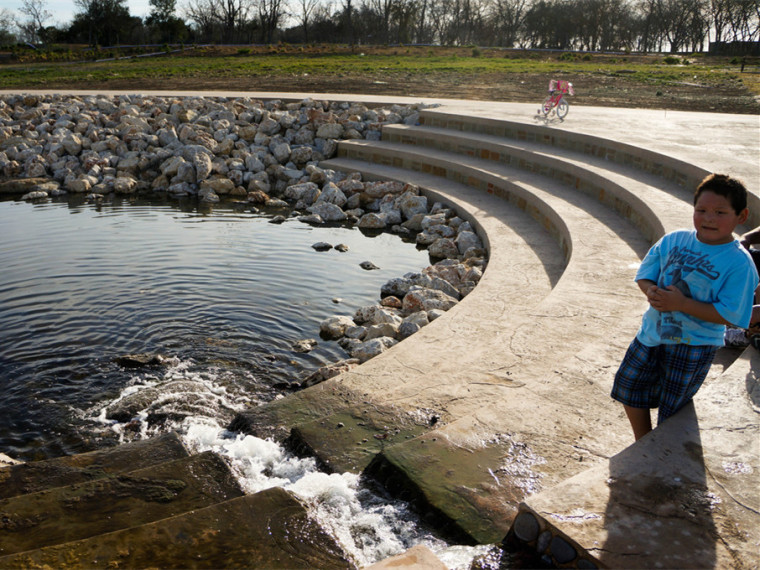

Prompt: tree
[
  {"left": 0, "top": 8, "right": 17, "bottom": 44},
  {"left": 258, "top": 0, "right": 286, "bottom": 43},
  {"left": 184, "top": 0, "right": 220, "bottom": 42},
  {"left": 18, "top": 0, "right": 51, "bottom": 44},
  {"left": 294, "top": 0, "right": 322, "bottom": 42},
  {"left": 73, "top": 0, "right": 134, "bottom": 46},
  {"left": 146, "top": 0, "right": 189, "bottom": 42},
  {"left": 184, "top": 0, "right": 258, "bottom": 43},
  {"left": 490, "top": 0, "right": 528, "bottom": 47}
]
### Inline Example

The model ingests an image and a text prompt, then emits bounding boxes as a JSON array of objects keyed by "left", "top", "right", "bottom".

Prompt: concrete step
[
  {"left": 0, "top": 450, "right": 244, "bottom": 556},
  {"left": 417, "top": 107, "right": 760, "bottom": 230},
  {"left": 0, "top": 431, "right": 189, "bottom": 500},
  {"left": 382, "top": 122, "right": 693, "bottom": 243},
  {"left": 504, "top": 347, "right": 760, "bottom": 569},
  {"left": 418, "top": 109, "right": 705, "bottom": 193},
  {"left": 0, "top": 487, "right": 352, "bottom": 569}
]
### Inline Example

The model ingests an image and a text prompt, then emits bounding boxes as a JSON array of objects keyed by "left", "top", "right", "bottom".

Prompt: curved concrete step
[
  {"left": 382, "top": 122, "right": 695, "bottom": 243},
  {"left": 0, "top": 487, "right": 352, "bottom": 569},
  {"left": 0, "top": 432, "right": 188, "bottom": 500},
  {"left": 0, "top": 450, "right": 243, "bottom": 556},
  {"left": 418, "top": 108, "right": 760, "bottom": 230}
]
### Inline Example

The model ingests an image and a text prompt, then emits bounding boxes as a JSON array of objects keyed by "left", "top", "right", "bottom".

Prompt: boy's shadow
[{"left": 601, "top": 402, "right": 717, "bottom": 568}]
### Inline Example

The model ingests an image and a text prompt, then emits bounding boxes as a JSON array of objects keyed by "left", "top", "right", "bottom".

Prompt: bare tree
[
  {"left": 490, "top": 0, "right": 528, "bottom": 47},
  {"left": 258, "top": 0, "right": 287, "bottom": 42},
  {"left": 184, "top": 0, "right": 255, "bottom": 42},
  {"left": 727, "top": 0, "right": 760, "bottom": 40},
  {"left": 216, "top": 0, "right": 254, "bottom": 42},
  {"left": 295, "top": 0, "right": 322, "bottom": 41},
  {"left": 0, "top": 8, "right": 17, "bottom": 44},
  {"left": 184, "top": 0, "right": 220, "bottom": 41},
  {"left": 391, "top": 0, "right": 417, "bottom": 43},
  {"left": 366, "top": 0, "right": 397, "bottom": 42},
  {"left": 709, "top": 0, "right": 732, "bottom": 41},
  {"left": 18, "top": 0, "right": 51, "bottom": 44}
]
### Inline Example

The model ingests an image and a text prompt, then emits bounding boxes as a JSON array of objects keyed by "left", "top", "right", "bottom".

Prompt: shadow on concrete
[{"left": 601, "top": 401, "right": 717, "bottom": 568}]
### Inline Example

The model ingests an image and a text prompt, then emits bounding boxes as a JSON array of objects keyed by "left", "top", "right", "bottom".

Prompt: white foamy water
[{"left": 86, "top": 359, "right": 488, "bottom": 568}]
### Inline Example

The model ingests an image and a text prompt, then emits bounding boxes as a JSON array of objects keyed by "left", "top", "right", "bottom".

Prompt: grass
[{"left": 0, "top": 45, "right": 756, "bottom": 95}]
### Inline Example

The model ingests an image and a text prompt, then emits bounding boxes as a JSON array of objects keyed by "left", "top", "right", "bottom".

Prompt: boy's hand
[{"left": 648, "top": 285, "right": 685, "bottom": 312}]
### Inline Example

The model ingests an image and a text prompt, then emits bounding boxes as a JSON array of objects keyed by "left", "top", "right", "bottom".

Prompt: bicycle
[{"left": 538, "top": 79, "right": 574, "bottom": 120}]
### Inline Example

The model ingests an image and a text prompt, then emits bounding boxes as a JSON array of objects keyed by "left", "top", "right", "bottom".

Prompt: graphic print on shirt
[{"left": 657, "top": 245, "right": 720, "bottom": 342}]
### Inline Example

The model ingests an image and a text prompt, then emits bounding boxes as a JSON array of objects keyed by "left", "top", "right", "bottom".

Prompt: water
[{"left": 0, "top": 194, "right": 489, "bottom": 567}]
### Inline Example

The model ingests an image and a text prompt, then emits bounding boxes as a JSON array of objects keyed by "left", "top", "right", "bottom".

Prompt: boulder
[
  {"left": 319, "top": 315, "right": 356, "bottom": 339},
  {"left": 350, "top": 337, "right": 398, "bottom": 362},
  {"left": 398, "top": 193, "right": 428, "bottom": 219},
  {"left": 402, "top": 287, "right": 458, "bottom": 314},
  {"left": 307, "top": 202, "right": 347, "bottom": 222}
]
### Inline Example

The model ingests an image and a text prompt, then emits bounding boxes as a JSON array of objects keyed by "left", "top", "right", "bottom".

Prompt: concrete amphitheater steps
[
  {"left": 0, "top": 487, "right": 351, "bottom": 569},
  {"left": 416, "top": 107, "right": 760, "bottom": 229},
  {"left": 231, "top": 126, "right": 659, "bottom": 554},
  {"left": 0, "top": 431, "right": 189, "bottom": 500},
  {"left": 0, "top": 438, "right": 352, "bottom": 569},
  {"left": 381, "top": 122, "right": 693, "bottom": 241}
]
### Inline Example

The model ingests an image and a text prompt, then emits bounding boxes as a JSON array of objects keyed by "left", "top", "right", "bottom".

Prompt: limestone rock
[
  {"left": 320, "top": 315, "right": 356, "bottom": 339},
  {"left": 350, "top": 337, "right": 398, "bottom": 362},
  {"left": 402, "top": 288, "right": 458, "bottom": 314},
  {"left": 307, "top": 201, "right": 347, "bottom": 222}
]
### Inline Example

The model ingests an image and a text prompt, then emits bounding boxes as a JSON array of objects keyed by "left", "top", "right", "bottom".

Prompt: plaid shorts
[{"left": 611, "top": 337, "right": 717, "bottom": 425}]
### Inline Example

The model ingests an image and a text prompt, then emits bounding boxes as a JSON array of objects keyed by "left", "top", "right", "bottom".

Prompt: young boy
[{"left": 611, "top": 173, "right": 759, "bottom": 440}]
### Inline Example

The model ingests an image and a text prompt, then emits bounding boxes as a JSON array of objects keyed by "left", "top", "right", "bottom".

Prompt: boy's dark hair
[{"left": 694, "top": 173, "right": 747, "bottom": 214}]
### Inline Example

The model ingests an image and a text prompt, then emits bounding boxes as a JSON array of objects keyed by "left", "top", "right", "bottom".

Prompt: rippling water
[{"left": 0, "top": 195, "right": 432, "bottom": 461}]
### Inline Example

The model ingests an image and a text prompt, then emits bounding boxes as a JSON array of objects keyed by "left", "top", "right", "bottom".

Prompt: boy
[{"left": 611, "top": 173, "right": 759, "bottom": 440}]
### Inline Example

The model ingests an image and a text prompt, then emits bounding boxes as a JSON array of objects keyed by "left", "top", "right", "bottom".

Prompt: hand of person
[{"left": 648, "top": 285, "right": 685, "bottom": 313}]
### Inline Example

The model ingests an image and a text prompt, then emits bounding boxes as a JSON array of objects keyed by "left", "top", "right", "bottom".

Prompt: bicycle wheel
[
  {"left": 541, "top": 96, "right": 554, "bottom": 116},
  {"left": 556, "top": 98, "right": 569, "bottom": 119}
]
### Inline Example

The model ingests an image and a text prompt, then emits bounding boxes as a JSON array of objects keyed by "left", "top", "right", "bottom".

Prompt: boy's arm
[
  {"left": 637, "top": 279, "right": 657, "bottom": 295},
  {"left": 649, "top": 285, "right": 730, "bottom": 325}
]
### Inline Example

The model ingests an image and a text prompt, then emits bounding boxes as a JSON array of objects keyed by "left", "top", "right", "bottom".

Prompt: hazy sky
[{"left": 5, "top": 0, "right": 154, "bottom": 27}]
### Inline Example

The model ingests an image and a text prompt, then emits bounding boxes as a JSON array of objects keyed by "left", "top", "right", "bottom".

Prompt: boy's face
[{"left": 693, "top": 190, "right": 748, "bottom": 245}]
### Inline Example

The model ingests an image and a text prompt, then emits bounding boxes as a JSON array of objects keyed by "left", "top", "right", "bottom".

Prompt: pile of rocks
[{"left": 0, "top": 93, "right": 424, "bottom": 200}]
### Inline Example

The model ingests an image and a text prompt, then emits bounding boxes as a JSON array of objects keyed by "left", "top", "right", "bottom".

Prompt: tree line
[{"left": 1, "top": 0, "right": 758, "bottom": 52}]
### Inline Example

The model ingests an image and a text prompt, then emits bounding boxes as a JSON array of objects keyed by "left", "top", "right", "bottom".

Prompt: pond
[{"left": 0, "top": 194, "right": 434, "bottom": 462}]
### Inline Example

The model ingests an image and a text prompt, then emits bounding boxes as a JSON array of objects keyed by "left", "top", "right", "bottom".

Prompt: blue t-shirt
[{"left": 635, "top": 229, "right": 759, "bottom": 346}]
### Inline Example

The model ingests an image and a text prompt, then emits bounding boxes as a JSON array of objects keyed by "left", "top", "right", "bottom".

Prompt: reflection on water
[{"left": 0, "top": 195, "right": 431, "bottom": 461}]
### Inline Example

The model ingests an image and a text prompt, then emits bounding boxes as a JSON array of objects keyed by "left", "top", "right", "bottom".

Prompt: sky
[{"left": 2, "top": 0, "right": 154, "bottom": 27}]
